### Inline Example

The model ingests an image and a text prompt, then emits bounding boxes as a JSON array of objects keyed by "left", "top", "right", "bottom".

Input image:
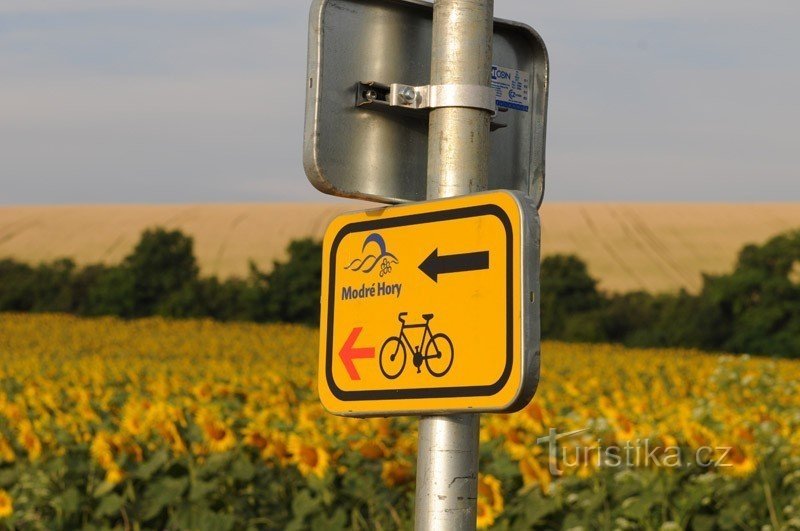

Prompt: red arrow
[{"left": 339, "top": 327, "right": 375, "bottom": 381}]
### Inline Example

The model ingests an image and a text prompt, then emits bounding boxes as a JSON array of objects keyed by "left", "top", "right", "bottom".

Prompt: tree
[
  {"left": 2, "top": 222, "right": 798, "bottom": 358},
  {"left": 646, "top": 291, "right": 727, "bottom": 351},
  {"left": 72, "top": 264, "right": 115, "bottom": 315},
  {"left": 540, "top": 255, "right": 604, "bottom": 339},
  {"left": 84, "top": 266, "right": 136, "bottom": 317},
  {"left": 0, "top": 258, "right": 80, "bottom": 313},
  {"left": 702, "top": 230, "right": 800, "bottom": 357},
  {"left": 0, "top": 259, "right": 36, "bottom": 311},
  {"left": 124, "top": 228, "right": 200, "bottom": 317},
  {"left": 599, "top": 291, "right": 661, "bottom": 345},
  {"left": 261, "top": 239, "right": 322, "bottom": 326},
  {"left": 157, "top": 277, "right": 256, "bottom": 321},
  {"left": 30, "top": 259, "right": 77, "bottom": 312}
]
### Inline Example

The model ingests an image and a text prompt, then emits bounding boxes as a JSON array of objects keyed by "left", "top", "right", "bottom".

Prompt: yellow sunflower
[
  {"left": 0, "top": 490, "right": 12, "bottom": 518},
  {"left": 106, "top": 466, "right": 126, "bottom": 485},
  {"left": 288, "top": 435, "right": 330, "bottom": 479},
  {"left": 381, "top": 460, "right": 413, "bottom": 487},
  {"left": 263, "top": 432, "right": 292, "bottom": 466},
  {"left": 0, "top": 438, "right": 15, "bottom": 464},
  {"left": 90, "top": 432, "right": 116, "bottom": 470},
  {"left": 476, "top": 474, "right": 504, "bottom": 529},
  {"left": 722, "top": 445, "right": 757, "bottom": 477},
  {"left": 18, "top": 423, "right": 42, "bottom": 461},
  {"left": 243, "top": 427, "right": 269, "bottom": 452},
  {"left": 196, "top": 410, "right": 236, "bottom": 453},
  {"left": 478, "top": 473, "right": 504, "bottom": 514},
  {"left": 355, "top": 440, "right": 386, "bottom": 460},
  {"left": 520, "top": 455, "right": 551, "bottom": 494}
]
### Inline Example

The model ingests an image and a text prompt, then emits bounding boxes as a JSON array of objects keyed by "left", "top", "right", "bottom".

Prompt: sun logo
[{"left": 344, "top": 233, "right": 399, "bottom": 277}]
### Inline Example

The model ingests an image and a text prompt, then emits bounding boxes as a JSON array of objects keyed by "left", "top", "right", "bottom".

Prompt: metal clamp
[
  {"left": 393, "top": 83, "right": 497, "bottom": 114},
  {"left": 358, "top": 82, "right": 496, "bottom": 114},
  {"left": 357, "top": 81, "right": 505, "bottom": 128}
]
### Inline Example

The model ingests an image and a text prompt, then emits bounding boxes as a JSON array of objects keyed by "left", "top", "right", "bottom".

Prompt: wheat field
[{"left": 1, "top": 203, "right": 798, "bottom": 293}]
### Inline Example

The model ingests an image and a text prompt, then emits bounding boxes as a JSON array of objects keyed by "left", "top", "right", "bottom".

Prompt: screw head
[{"left": 399, "top": 86, "right": 416, "bottom": 104}]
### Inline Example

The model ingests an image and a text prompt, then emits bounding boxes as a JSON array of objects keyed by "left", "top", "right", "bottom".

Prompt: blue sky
[{"left": 1, "top": 0, "right": 798, "bottom": 204}]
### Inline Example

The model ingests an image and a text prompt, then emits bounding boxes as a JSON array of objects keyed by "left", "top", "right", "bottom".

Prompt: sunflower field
[{"left": 0, "top": 314, "right": 799, "bottom": 530}]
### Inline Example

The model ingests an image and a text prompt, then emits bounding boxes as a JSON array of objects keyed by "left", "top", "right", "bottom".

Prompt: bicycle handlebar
[{"left": 398, "top": 312, "right": 408, "bottom": 323}]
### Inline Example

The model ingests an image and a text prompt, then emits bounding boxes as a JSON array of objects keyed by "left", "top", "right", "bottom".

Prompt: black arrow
[{"left": 418, "top": 248, "right": 490, "bottom": 282}]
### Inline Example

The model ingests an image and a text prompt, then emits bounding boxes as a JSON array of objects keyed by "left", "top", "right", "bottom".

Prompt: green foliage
[
  {"left": 0, "top": 259, "right": 36, "bottom": 311},
  {"left": 124, "top": 228, "right": 200, "bottom": 317},
  {"left": 0, "top": 228, "right": 322, "bottom": 326},
  {"left": 156, "top": 277, "right": 255, "bottom": 321},
  {"left": 0, "top": 448, "right": 418, "bottom": 529},
  {"left": 540, "top": 255, "right": 604, "bottom": 339},
  {"left": 28, "top": 259, "right": 78, "bottom": 313},
  {"left": 498, "top": 450, "right": 800, "bottom": 530},
  {"left": 702, "top": 230, "right": 800, "bottom": 356},
  {"left": 4, "top": 437, "right": 799, "bottom": 529},
  {"left": 537, "top": 229, "right": 800, "bottom": 357},
  {"left": 84, "top": 265, "right": 136, "bottom": 317},
  {"left": 259, "top": 239, "right": 323, "bottom": 326},
  {"left": 2, "top": 226, "right": 800, "bottom": 356}
]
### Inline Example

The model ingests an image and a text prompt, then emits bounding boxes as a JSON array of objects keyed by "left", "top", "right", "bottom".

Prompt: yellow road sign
[{"left": 319, "top": 190, "right": 540, "bottom": 416}]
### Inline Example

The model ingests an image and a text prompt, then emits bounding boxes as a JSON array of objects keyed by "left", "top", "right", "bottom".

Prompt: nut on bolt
[{"left": 399, "top": 86, "right": 417, "bottom": 105}]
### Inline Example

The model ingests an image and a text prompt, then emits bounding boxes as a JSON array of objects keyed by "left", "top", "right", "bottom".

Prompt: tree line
[
  {"left": 1, "top": 227, "right": 798, "bottom": 357},
  {"left": 0, "top": 229, "right": 321, "bottom": 325},
  {"left": 541, "top": 230, "right": 800, "bottom": 357}
]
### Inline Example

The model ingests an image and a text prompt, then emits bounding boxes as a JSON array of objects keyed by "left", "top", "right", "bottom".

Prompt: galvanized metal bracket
[{"left": 357, "top": 81, "right": 507, "bottom": 130}]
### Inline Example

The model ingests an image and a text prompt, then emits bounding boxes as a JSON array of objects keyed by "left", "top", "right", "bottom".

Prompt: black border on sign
[{"left": 326, "top": 204, "right": 514, "bottom": 401}]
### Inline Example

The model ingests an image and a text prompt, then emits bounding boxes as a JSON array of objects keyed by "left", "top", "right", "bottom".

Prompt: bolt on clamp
[{"left": 357, "top": 81, "right": 497, "bottom": 116}]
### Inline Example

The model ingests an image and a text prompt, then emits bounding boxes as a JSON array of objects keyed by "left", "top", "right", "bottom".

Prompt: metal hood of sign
[{"left": 304, "top": 0, "right": 550, "bottom": 207}]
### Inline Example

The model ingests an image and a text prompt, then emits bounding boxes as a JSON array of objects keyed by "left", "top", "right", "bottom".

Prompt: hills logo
[{"left": 344, "top": 233, "right": 399, "bottom": 277}]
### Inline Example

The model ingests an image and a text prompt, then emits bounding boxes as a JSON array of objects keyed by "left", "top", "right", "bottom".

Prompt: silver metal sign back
[{"left": 304, "top": 0, "right": 549, "bottom": 207}]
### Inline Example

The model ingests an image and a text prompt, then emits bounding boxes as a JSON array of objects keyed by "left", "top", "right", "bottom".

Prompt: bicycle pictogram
[{"left": 379, "top": 313, "right": 454, "bottom": 379}]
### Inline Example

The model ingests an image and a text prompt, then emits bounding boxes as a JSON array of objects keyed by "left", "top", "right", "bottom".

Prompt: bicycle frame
[
  {"left": 397, "top": 322, "right": 433, "bottom": 355},
  {"left": 379, "top": 314, "right": 453, "bottom": 381}
]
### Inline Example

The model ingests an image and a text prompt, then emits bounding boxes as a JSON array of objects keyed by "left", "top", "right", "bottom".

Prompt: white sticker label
[{"left": 491, "top": 65, "right": 530, "bottom": 112}]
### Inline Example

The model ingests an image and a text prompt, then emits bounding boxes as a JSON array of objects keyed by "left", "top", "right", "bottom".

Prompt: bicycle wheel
[
  {"left": 379, "top": 337, "right": 406, "bottom": 380},
  {"left": 425, "top": 333, "right": 454, "bottom": 377}
]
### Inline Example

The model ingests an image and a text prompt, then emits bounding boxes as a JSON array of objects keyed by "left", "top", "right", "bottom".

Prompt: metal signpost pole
[{"left": 415, "top": 0, "right": 494, "bottom": 529}]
